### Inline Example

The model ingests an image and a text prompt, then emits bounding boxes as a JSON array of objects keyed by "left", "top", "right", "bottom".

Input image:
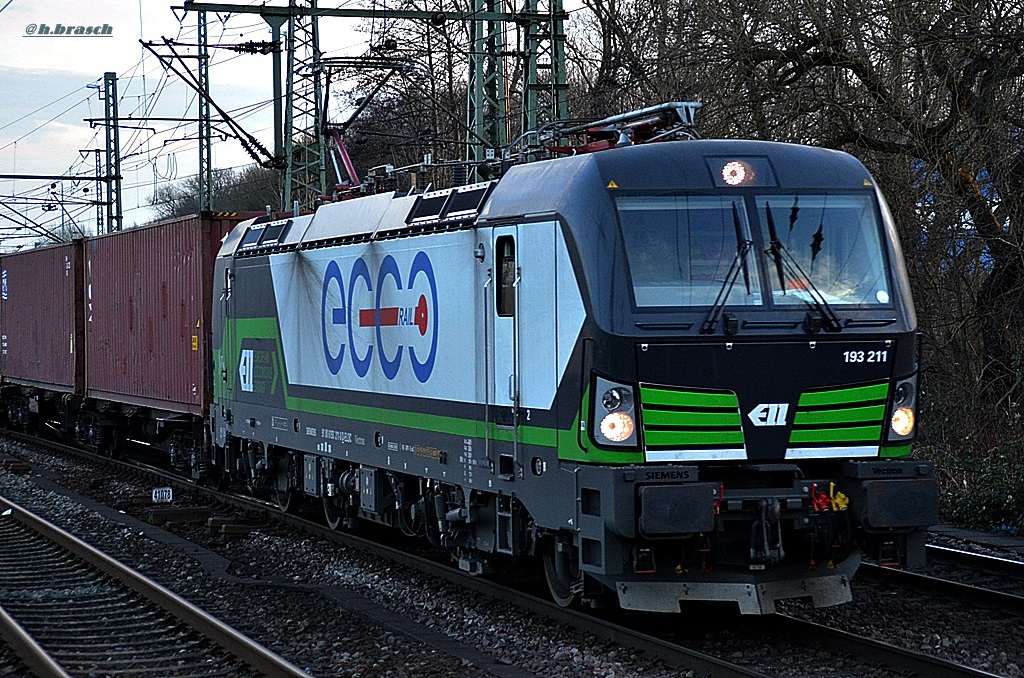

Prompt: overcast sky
[{"left": 0, "top": 0, "right": 373, "bottom": 248}]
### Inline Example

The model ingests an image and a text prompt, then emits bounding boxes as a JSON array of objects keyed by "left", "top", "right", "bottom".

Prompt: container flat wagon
[{"left": 1, "top": 212, "right": 262, "bottom": 464}]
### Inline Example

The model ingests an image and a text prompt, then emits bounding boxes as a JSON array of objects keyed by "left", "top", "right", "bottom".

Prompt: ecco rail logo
[
  {"left": 321, "top": 252, "right": 438, "bottom": 383},
  {"left": 748, "top": 403, "right": 789, "bottom": 427}
]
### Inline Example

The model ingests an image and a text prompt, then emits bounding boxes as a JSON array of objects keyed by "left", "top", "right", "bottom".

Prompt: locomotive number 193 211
[{"left": 843, "top": 350, "right": 888, "bottom": 363}]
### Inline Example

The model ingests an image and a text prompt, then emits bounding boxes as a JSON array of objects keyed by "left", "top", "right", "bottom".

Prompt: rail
[{"left": 0, "top": 493, "right": 308, "bottom": 677}]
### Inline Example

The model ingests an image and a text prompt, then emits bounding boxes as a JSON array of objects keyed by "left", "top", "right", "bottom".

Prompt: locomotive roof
[
  {"left": 221, "top": 139, "right": 874, "bottom": 257},
  {"left": 478, "top": 139, "right": 874, "bottom": 224}
]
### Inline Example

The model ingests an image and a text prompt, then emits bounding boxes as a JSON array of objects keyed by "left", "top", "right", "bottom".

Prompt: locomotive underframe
[
  {"left": 214, "top": 428, "right": 539, "bottom": 571},
  {"left": 210, "top": 382, "right": 935, "bottom": 613},
  {"left": 572, "top": 459, "right": 935, "bottom": 613}
]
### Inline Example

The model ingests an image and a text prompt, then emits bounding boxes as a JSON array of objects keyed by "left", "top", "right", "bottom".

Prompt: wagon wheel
[
  {"left": 98, "top": 427, "right": 120, "bottom": 459},
  {"left": 88, "top": 420, "right": 117, "bottom": 459},
  {"left": 542, "top": 538, "right": 582, "bottom": 607}
]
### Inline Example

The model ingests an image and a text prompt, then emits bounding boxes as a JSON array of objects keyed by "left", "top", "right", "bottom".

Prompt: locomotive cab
[{"left": 482, "top": 139, "right": 937, "bottom": 614}]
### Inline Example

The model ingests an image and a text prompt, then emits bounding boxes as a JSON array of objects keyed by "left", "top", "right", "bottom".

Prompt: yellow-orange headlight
[
  {"left": 891, "top": 407, "right": 914, "bottom": 436},
  {"left": 600, "top": 412, "right": 635, "bottom": 442}
]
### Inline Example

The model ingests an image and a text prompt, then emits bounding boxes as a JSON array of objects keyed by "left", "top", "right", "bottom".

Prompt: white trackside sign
[{"left": 748, "top": 403, "right": 789, "bottom": 427}]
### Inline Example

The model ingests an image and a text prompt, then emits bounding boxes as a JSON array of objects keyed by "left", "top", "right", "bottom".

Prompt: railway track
[
  {"left": 769, "top": 615, "right": 997, "bottom": 677},
  {"left": 1, "top": 432, "right": 1011, "bottom": 677},
  {"left": 860, "top": 545, "right": 1024, "bottom": 614},
  {"left": 0, "top": 493, "right": 307, "bottom": 678},
  {"left": 28, "top": 445, "right": 771, "bottom": 676}
]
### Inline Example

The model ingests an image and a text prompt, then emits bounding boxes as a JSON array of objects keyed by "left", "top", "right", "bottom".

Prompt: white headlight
[
  {"left": 602, "top": 388, "right": 623, "bottom": 411},
  {"left": 722, "top": 161, "right": 747, "bottom": 186}
]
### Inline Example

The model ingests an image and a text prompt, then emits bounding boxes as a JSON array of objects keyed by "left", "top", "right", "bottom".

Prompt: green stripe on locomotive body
[
  {"left": 219, "top": 317, "right": 561, "bottom": 448},
  {"left": 637, "top": 386, "right": 745, "bottom": 453},
  {"left": 789, "top": 381, "right": 890, "bottom": 449},
  {"left": 789, "top": 425, "right": 883, "bottom": 444},
  {"left": 212, "top": 348, "right": 224, "bottom": 399},
  {"left": 793, "top": 404, "right": 887, "bottom": 425},
  {"left": 288, "top": 393, "right": 558, "bottom": 446},
  {"left": 880, "top": 444, "right": 912, "bottom": 458},
  {"left": 642, "top": 409, "right": 742, "bottom": 427},
  {"left": 798, "top": 381, "right": 889, "bottom": 407},
  {"left": 641, "top": 387, "right": 739, "bottom": 409}
]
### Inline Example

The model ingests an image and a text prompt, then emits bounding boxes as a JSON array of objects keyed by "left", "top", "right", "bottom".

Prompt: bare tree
[
  {"left": 148, "top": 165, "right": 280, "bottom": 221},
  {"left": 564, "top": 0, "right": 1024, "bottom": 522}
]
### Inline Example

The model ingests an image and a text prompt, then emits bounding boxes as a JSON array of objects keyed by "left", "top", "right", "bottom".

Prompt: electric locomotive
[{"left": 210, "top": 120, "right": 936, "bottom": 614}]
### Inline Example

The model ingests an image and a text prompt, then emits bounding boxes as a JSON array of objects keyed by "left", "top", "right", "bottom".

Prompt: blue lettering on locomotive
[
  {"left": 408, "top": 251, "right": 438, "bottom": 384},
  {"left": 376, "top": 255, "right": 403, "bottom": 380},
  {"left": 321, "top": 260, "right": 346, "bottom": 375},
  {"left": 348, "top": 257, "right": 374, "bottom": 378},
  {"left": 320, "top": 252, "right": 438, "bottom": 383}
]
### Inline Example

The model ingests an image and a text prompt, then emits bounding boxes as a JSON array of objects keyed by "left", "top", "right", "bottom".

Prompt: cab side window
[{"left": 497, "top": 236, "right": 516, "bottom": 317}]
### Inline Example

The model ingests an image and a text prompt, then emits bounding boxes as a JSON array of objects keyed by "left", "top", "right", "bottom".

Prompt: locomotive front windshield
[
  {"left": 616, "top": 191, "right": 891, "bottom": 309},
  {"left": 757, "top": 194, "right": 891, "bottom": 306},
  {"left": 617, "top": 195, "right": 763, "bottom": 308}
]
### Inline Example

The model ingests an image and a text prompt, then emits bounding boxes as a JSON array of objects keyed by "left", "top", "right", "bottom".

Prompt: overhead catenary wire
[{"left": 3, "top": 0, "right": 573, "bottom": 242}]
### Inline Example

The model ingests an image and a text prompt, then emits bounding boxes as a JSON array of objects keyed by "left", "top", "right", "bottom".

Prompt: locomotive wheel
[
  {"left": 323, "top": 492, "right": 345, "bottom": 530},
  {"left": 542, "top": 539, "right": 582, "bottom": 607},
  {"left": 272, "top": 486, "right": 301, "bottom": 514}
]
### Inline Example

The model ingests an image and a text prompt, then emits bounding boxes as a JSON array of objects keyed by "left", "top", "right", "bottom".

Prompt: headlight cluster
[
  {"left": 888, "top": 376, "right": 917, "bottom": 440},
  {"left": 593, "top": 376, "right": 638, "bottom": 446}
]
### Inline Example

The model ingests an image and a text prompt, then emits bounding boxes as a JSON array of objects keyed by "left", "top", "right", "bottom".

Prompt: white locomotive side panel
[
  {"left": 517, "top": 223, "right": 556, "bottom": 410},
  {"left": 555, "top": 225, "right": 588, "bottom": 406},
  {"left": 267, "top": 223, "right": 587, "bottom": 409},
  {"left": 269, "top": 231, "right": 480, "bottom": 402},
  {"left": 517, "top": 222, "right": 588, "bottom": 411}
]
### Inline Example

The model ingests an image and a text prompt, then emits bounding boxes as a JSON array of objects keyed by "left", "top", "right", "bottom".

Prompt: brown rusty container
[
  {"left": 0, "top": 242, "right": 85, "bottom": 392},
  {"left": 84, "top": 212, "right": 260, "bottom": 415}
]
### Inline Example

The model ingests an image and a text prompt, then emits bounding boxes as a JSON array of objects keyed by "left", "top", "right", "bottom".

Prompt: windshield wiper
[
  {"left": 764, "top": 202, "right": 844, "bottom": 332},
  {"left": 701, "top": 203, "right": 752, "bottom": 335}
]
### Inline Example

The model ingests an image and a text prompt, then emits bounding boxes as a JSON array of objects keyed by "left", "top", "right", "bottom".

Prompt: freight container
[
  {"left": 84, "top": 212, "right": 262, "bottom": 415},
  {"left": 0, "top": 241, "right": 84, "bottom": 392}
]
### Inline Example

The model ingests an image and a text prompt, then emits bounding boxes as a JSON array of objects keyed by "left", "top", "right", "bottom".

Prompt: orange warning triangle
[{"left": 607, "top": 180, "right": 619, "bottom": 189}]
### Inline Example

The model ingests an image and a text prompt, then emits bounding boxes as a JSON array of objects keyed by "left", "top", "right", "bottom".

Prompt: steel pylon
[
  {"left": 283, "top": 0, "right": 327, "bottom": 211},
  {"left": 521, "top": 0, "right": 567, "bottom": 154}
]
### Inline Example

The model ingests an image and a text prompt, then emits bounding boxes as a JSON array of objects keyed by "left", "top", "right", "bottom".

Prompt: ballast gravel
[{"left": 0, "top": 441, "right": 677, "bottom": 677}]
